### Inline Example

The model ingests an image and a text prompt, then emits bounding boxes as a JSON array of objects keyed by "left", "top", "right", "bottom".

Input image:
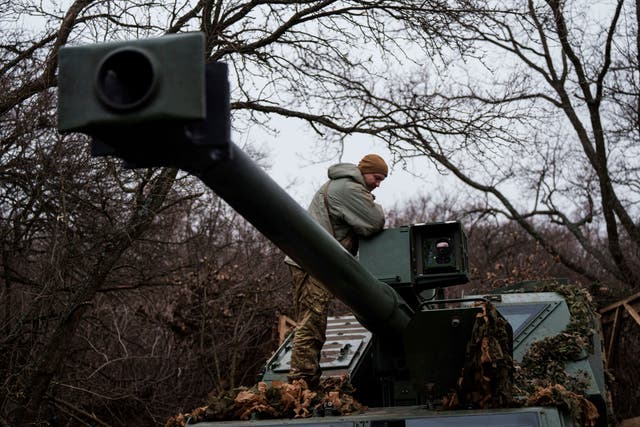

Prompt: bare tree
[
  {"left": 329, "top": 1, "right": 640, "bottom": 291},
  {"left": 220, "top": 1, "right": 640, "bottom": 292},
  {"left": 258, "top": 0, "right": 640, "bottom": 291}
]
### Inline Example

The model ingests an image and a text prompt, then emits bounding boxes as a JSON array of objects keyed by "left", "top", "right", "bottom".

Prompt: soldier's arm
[{"left": 332, "top": 182, "right": 385, "bottom": 237}]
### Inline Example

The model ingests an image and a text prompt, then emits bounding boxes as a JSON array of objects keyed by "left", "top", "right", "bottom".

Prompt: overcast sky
[{"left": 239, "top": 116, "right": 455, "bottom": 210}]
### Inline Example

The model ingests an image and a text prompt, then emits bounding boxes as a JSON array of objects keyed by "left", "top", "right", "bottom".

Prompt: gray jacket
[{"left": 285, "top": 163, "right": 385, "bottom": 266}]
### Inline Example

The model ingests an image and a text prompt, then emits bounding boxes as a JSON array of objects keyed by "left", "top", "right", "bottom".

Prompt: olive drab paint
[{"left": 58, "top": 33, "right": 206, "bottom": 132}]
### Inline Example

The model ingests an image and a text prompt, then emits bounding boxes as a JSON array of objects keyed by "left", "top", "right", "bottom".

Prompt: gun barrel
[
  {"left": 199, "top": 144, "right": 413, "bottom": 335},
  {"left": 56, "top": 33, "right": 412, "bottom": 334}
]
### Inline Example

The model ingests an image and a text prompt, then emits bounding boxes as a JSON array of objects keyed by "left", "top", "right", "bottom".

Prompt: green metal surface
[
  {"left": 359, "top": 222, "right": 469, "bottom": 299},
  {"left": 359, "top": 226, "right": 412, "bottom": 285},
  {"left": 193, "top": 406, "right": 570, "bottom": 426},
  {"left": 410, "top": 222, "right": 469, "bottom": 289},
  {"left": 403, "top": 307, "right": 483, "bottom": 397},
  {"left": 58, "top": 32, "right": 205, "bottom": 132},
  {"left": 471, "top": 292, "right": 609, "bottom": 421}
]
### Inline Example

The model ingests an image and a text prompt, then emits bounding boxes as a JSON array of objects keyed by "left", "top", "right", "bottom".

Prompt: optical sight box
[{"left": 359, "top": 221, "right": 469, "bottom": 291}]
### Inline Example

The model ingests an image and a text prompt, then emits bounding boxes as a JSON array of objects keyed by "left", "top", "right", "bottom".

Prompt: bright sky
[{"left": 240, "top": 116, "right": 456, "bottom": 210}]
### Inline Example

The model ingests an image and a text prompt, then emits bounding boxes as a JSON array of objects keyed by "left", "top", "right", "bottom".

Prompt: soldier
[{"left": 285, "top": 154, "right": 388, "bottom": 388}]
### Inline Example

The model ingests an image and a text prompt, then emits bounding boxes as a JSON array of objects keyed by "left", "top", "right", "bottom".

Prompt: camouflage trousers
[{"left": 287, "top": 265, "right": 332, "bottom": 388}]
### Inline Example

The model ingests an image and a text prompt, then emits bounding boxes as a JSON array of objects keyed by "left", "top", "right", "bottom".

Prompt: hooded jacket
[{"left": 285, "top": 163, "right": 385, "bottom": 266}]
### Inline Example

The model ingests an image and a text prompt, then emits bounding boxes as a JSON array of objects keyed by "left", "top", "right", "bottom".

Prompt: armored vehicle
[
  {"left": 57, "top": 32, "right": 610, "bottom": 427},
  {"left": 256, "top": 225, "right": 609, "bottom": 427}
]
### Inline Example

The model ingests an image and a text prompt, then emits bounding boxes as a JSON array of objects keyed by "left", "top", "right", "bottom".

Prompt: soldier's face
[{"left": 363, "top": 173, "right": 386, "bottom": 191}]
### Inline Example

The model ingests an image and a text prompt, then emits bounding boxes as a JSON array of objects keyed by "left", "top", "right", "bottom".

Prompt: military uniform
[{"left": 285, "top": 161, "right": 385, "bottom": 387}]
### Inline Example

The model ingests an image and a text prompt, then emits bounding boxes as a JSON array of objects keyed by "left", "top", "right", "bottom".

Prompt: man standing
[{"left": 285, "top": 154, "right": 388, "bottom": 388}]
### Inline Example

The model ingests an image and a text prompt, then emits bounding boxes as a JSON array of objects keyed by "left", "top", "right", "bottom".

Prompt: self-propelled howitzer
[
  {"left": 57, "top": 32, "right": 610, "bottom": 427},
  {"left": 57, "top": 32, "right": 412, "bottom": 337}
]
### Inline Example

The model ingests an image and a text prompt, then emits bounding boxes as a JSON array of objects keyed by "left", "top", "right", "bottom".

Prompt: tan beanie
[{"left": 358, "top": 154, "right": 388, "bottom": 177}]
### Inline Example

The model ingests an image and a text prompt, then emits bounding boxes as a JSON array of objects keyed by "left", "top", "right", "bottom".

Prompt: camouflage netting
[
  {"left": 443, "top": 301, "right": 515, "bottom": 409},
  {"left": 165, "top": 375, "right": 365, "bottom": 426},
  {"left": 515, "top": 283, "right": 601, "bottom": 427},
  {"left": 167, "top": 283, "right": 604, "bottom": 426},
  {"left": 444, "top": 284, "right": 602, "bottom": 426}
]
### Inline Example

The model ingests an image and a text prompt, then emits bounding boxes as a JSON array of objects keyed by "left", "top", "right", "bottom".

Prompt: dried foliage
[
  {"left": 443, "top": 301, "right": 514, "bottom": 410},
  {"left": 444, "top": 284, "right": 602, "bottom": 426},
  {"left": 165, "top": 375, "right": 365, "bottom": 425},
  {"left": 514, "top": 283, "right": 601, "bottom": 427},
  {"left": 526, "top": 384, "right": 599, "bottom": 427},
  {"left": 516, "top": 284, "right": 595, "bottom": 388}
]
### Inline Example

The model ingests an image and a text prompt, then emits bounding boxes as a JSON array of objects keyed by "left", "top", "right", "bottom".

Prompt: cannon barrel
[
  {"left": 197, "top": 144, "right": 413, "bottom": 335},
  {"left": 56, "top": 33, "right": 413, "bottom": 335}
]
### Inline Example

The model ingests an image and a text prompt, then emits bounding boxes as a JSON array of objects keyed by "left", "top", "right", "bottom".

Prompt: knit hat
[{"left": 358, "top": 154, "right": 388, "bottom": 177}]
